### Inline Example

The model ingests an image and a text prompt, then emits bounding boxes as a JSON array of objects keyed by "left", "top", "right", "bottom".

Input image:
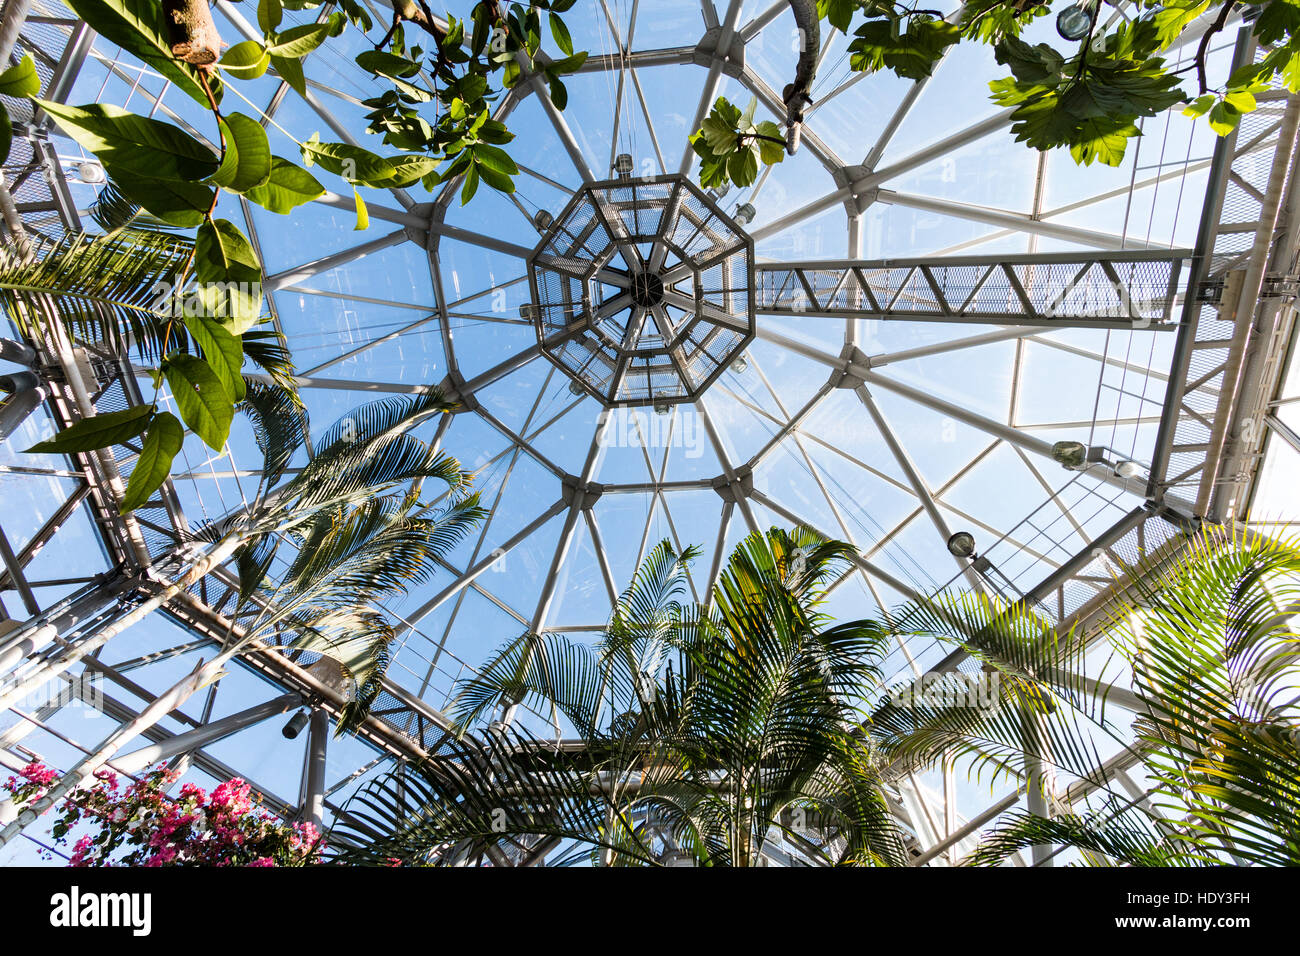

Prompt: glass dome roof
[{"left": 3, "top": 0, "right": 1296, "bottom": 865}]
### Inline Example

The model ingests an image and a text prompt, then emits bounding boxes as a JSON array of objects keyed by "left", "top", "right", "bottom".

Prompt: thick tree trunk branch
[
  {"left": 163, "top": 0, "right": 223, "bottom": 69},
  {"left": 783, "top": 0, "right": 819, "bottom": 153}
]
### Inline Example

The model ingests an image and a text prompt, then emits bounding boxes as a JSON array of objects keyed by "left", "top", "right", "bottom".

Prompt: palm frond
[
  {"left": 279, "top": 607, "right": 396, "bottom": 733},
  {"left": 241, "top": 328, "right": 301, "bottom": 398},
  {"left": 311, "top": 391, "right": 455, "bottom": 460},
  {"left": 964, "top": 801, "right": 1189, "bottom": 867},
  {"left": 448, "top": 631, "right": 606, "bottom": 738},
  {"left": 238, "top": 378, "right": 308, "bottom": 489},
  {"left": 0, "top": 229, "right": 192, "bottom": 361},
  {"left": 328, "top": 727, "right": 660, "bottom": 866}
]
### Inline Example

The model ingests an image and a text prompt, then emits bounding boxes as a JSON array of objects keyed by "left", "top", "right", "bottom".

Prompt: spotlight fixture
[
  {"left": 733, "top": 202, "right": 756, "bottom": 226},
  {"left": 614, "top": 153, "right": 635, "bottom": 177},
  {"left": 946, "top": 531, "right": 977, "bottom": 559},
  {"left": 731, "top": 353, "right": 748, "bottom": 373},
  {"left": 281, "top": 709, "right": 310, "bottom": 739},
  {"left": 74, "top": 161, "right": 106, "bottom": 184},
  {"left": 1114, "top": 460, "right": 1144, "bottom": 479},
  {"left": 652, "top": 393, "right": 671, "bottom": 416},
  {"left": 519, "top": 302, "right": 538, "bottom": 322},
  {"left": 1056, "top": 2, "right": 1093, "bottom": 41},
  {"left": 568, "top": 378, "right": 585, "bottom": 396},
  {"left": 1051, "top": 440, "right": 1088, "bottom": 468},
  {"left": 533, "top": 209, "right": 553, "bottom": 231}
]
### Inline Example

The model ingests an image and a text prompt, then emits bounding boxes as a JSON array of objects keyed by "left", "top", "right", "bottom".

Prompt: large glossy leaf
[
  {"left": 219, "top": 40, "right": 271, "bottom": 79},
  {"left": 300, "top": 136, "right": 397, "bottom": 186},
  {"left": 38, "top": 101, "right": 219, "bottom": 182},
  {"left": 244, "top": 157, "right": 324, "bottom": 214},
  {"left": 194, "top": 219, "right": 263, "bottom": 333},
  {"left": 0, "top": 55, "right": 41, "bottom": 97},
  {"left": 163, "top": 352, "right": 234, "bottom": 451},
  {"left": 183, "top": 313, "right": 246, "bottom": 402},
  {"left": 266, "top": 20, "right": 338, "bottom": 58},
  {"left": 119, "top": 411, "right": 184, "bottom": 513},
  {"left": 209, "top": 113, "right": 272, "bottom": 194},
  {"left": 25, "top": 405, "right": 153, "bottom": 454},
  {"left": 109, "top": 170, "right": 214, "bottom": 227},
  {"left": 271, "top": 53, "right": 306, "bottom": 96}
]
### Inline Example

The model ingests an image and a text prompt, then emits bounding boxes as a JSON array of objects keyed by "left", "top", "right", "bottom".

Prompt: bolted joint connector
[
  {"left": 833, "top": 344, "right": 871, "bottom": 390},
  {"left": 435, "top": 373, "right": 479, "bottom": 413},
  {"left": 561, "top": 474, "right": 604, "bottom": 510},
  {"left": 711, "top": 467, "right": 754, "bottom": 503},
  {"left": 692, "top": 25, "right": 746, "bottom": 78}
]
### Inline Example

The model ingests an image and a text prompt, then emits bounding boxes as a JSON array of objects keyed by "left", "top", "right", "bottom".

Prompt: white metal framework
[{"left": 1, "top": 0, "right": 1298, "bottom": 866}]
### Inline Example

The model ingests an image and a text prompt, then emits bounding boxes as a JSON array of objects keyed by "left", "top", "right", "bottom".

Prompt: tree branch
[{"left": 162, "top": 0, "right": 223, "bottom": 70}]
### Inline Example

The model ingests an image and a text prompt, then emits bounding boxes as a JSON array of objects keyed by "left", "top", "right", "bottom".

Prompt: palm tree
[
  {"left": 873, "top": 521, "right": 1300, "bottom": 867},
  {"left": 0, "top": 391, "right": 486, "bottom": 846},
  {"left": 328, "top": 529, "right": 910, "bottom": 866}
]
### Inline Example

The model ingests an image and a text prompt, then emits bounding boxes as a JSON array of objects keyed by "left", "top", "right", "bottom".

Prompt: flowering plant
[{"left": 3, "top": 762, "right": 323, "bottom": 867}]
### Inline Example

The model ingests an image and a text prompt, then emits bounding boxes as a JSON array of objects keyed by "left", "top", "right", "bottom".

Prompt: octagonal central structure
[{"left": 526, "top": 174, "right": 755, "bottom": 408}]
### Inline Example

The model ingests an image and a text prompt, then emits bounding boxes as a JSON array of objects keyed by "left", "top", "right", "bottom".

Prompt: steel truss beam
[{"left": 755, "top": 250, "right": 1189, "bottom": 330}]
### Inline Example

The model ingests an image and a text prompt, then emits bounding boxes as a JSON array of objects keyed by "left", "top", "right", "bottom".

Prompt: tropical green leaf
[
  {"left": 219, "top": 40, "right": 271, "bottom": 79},
  {"left": 119, "top": 411, "right": 184, "bottom": 513},
  {"left": 108, "top": 170, "right": 214, "bottom": 227},
  {"left": 0, "top": 55, "right": 41, "bottom": 97},
  {"left": 37, "top": 101, "right": 219, "bottom": 183},
  {"left": 163, "top": 352, "right": 234, "bottom": 451},
  {"left": 209, "top": 113, "right": 273, "bottom": 194},
  {"left": 352, "top": 187, "right": 369, "bottom": 230},
  {"left": 25, "top": 405, "right": 154, "bottom": 454},
  {"left": 194, "top": 219, "right": 263, "bottom": 333},
  {"left": 183, "top": 313, "right": 246, "bottom": 402},
  {"left": 271, "top": 53, "right": 306, "bottom": 96},
  {"left": 243, "top": 156, "right": 325, "bottom": 214}
]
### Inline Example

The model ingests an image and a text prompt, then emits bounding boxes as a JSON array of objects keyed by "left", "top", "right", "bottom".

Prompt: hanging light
[
  {"left": 733, "top": 202, "right": 756, "bottom": 226},
  {"left": 1051, "top": 440, "right": 1088, "bottom": 468},
  {"left": 568, "top": 379, "right": 585, "bottom": 396},
  {"left": 281, "top": 709, "right": 310, "bottom": 739},
  {"left": 614, "top": 153, "right": 635, "bottom": 178},
  {"left": 946, "top": 531, "right": 977, "bottom": 559},
  {"left": 74, "top": 161, "right": 106, "bottom": 184},
  {"left": 519, "top": 302, "right": 538, "bottom": 322},
  {"left": 533, "top": 208, "right": 553, "bottom": 231},
  {"left": 731, "top": 353, "right": 748, "bottom": 373},
  {"left": 652, "top": 392, "right": 671, "bottom": 415},
  {"left": 1056, "top": 2, "right": 1093, "bottom": 41},
  {"left": 1114, "top": 460, "right": 1144, "bottom": 479}
]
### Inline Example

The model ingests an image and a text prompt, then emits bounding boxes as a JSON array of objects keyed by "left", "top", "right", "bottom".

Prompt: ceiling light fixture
[
  {"left": 1056, "top": 2, "right": 1094, "bottom": 41},
  {"left": 947, "top": 531, "right": 977, "bottom": 559}
]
